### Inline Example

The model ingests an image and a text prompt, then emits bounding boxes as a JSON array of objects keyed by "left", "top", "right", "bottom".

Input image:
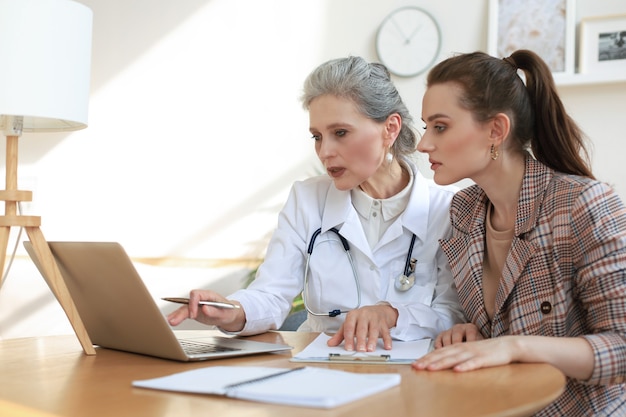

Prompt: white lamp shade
[{"left": 0, "top": 0, "right": 93, "bottom": 132}]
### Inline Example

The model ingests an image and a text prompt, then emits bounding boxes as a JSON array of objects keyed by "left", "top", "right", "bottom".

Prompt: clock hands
[
  {"left": 406, "top": 24, "right": 423, "bottom": 44},
  {"left": 389, "top": 17, "right": 425, "bottom": 46},
  {"left": 389, "top": 17, "right": 410, "bottom": 43}
]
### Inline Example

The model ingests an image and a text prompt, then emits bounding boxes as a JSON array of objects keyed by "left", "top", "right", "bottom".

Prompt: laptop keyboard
[{"left": 179, "top": 339, "right": 241, "bottom": 355}]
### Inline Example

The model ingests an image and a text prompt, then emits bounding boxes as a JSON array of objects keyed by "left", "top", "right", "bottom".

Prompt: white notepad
[{"left": 132, "top": 366, "right": 401, "bottom": 408}]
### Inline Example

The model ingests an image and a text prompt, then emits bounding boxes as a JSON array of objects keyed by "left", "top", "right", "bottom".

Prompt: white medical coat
[{"left": 228, "top": 159, "right": 465, "bottom": 341}]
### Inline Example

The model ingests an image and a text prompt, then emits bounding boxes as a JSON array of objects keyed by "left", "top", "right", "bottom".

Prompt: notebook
[
  {"left": 132, "top": 365, "right": 401, "bottom": 408},
  {"left": 23, "top": 241, "right": 293, "bottom": 362}
]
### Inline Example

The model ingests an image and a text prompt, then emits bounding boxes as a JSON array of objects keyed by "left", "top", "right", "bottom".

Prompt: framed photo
[
  {"left": 488, "top": 0, "right": 576, "bottom": 76},
  {"left": 579, "top": 14, "right": 626, "bottom": 74}
]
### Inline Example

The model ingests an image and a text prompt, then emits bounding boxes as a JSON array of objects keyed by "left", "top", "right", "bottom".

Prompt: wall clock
[{"left": 375, "top": 7, "right": 442, "bottom": 77}]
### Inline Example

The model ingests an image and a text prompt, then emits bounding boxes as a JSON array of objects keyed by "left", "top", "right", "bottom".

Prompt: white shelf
[{"left": 555, "top": 72, "right": 626, "bottom": 87}]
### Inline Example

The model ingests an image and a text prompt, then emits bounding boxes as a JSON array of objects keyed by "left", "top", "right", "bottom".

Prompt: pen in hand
[{"left": 162, "top": 297, "right": 241, "bottom": 309}]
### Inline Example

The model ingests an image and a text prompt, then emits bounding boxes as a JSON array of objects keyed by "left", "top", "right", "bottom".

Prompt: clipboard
[
  {"left": 290, "top": 333, "right": 432, "bottom": 364},
  {"left": 329, "top": 353, "right": 391, "bottom": 363}
]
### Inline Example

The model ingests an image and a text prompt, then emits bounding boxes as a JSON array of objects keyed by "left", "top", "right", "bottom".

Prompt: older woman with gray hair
[{"left": 168, "top": 56, "right": 464, "bottom": 352}]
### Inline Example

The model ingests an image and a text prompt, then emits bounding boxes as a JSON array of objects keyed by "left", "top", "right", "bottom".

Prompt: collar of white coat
[
  {"left": 320, "top": 158, "right": 430, "bottom": 248},
  {"left": 351, "top": 164, "right": 414, "bottom": 222}
]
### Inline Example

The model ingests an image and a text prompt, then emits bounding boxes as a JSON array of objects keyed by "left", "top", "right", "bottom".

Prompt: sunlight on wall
[
  {"left": 21, "top": 0, "right": 329, "bottom": 260},
  {"left": 1, "top": 0, "right": 333, "bottom": 339}
]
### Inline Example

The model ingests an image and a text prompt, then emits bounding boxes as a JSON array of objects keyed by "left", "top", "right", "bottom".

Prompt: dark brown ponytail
[{"left": 509, "top": 50, "right": 593, "bottom": 178}]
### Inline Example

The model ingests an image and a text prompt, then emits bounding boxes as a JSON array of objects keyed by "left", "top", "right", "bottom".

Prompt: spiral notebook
[{"left": 132, "top": 366, "right": 401, "bottom": 408}]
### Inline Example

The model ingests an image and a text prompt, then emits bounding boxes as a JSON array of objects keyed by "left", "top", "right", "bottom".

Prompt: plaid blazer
[{"left": 440, "top": 155, "right": 626, "bottom": 417}]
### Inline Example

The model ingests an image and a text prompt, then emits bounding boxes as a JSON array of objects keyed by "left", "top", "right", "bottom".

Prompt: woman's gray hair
[{"left": 301, "top": 56, "right": 417, "bottom": 158}]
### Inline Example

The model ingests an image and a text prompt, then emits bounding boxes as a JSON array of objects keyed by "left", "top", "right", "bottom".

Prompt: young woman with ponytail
[{"left": 414, "top": 49, "right": 626, "bottom": 416}]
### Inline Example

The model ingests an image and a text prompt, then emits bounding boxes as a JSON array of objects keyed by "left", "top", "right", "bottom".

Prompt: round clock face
[{"left": 375, "top": 7, "right": 441, "bottom": 77}]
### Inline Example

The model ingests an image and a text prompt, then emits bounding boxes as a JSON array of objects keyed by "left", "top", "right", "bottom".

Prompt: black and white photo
[{"left": 579, "top": 14, "right": 626, "bottom": 73}]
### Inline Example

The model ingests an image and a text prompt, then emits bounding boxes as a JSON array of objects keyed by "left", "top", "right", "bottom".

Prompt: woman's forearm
[{"left": 513, "top": 335, "right": 594, "bottom": 380}]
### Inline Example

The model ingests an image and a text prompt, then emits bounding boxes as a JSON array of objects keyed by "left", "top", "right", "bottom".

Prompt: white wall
[{"left": 1, "top": 0, "right": 625, "bottom": 338}]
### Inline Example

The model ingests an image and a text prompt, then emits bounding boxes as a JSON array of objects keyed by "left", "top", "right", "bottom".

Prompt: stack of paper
[{"left": 133, "top": 365, "right": 400, "bottom": 408}]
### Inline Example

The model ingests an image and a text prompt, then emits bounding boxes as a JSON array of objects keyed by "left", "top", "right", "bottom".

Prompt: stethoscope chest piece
[
  {"left": 395, "top": 273, "right": 415, "bottom": 292},
  {"left": 395, "top": 256, "right": 417, "bottom": 292}
]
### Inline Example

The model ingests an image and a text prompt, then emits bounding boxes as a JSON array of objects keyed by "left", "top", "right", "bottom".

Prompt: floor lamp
[{"left": 0, "top": 0, "right": 95, "bottom": 355}]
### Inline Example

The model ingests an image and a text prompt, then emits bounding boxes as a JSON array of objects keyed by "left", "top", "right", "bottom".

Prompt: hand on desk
[
  {"left": 412, "top": 337, "right": 519, "bottom": 373},
  {"left": 327, "top": 304, "right": 398, "bottom": 352},
  {"left": 166, "top": 289, "right": 246, "bottom": 333},
  {"left": 412, "top": 323, "right": 493, "bottom": 372},
  {"left": 414, "top": 324, "right": 594, "bottom": 380}
]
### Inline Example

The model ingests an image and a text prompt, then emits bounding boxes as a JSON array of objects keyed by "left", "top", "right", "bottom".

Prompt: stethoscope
[{"left": 302, "top": 227, "right": 417, "bottom": 317}]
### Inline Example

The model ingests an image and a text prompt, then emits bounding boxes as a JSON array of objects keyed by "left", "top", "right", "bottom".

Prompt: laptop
[{"left": 23, "top": 241, "right": 293, "bottom": 362}]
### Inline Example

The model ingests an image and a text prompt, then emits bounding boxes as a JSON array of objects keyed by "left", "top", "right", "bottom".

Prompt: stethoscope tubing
[
  {"left": 403, "top": 233, "right": 417, "bottom": 276},
  {"left": 302, "top": 227, "right": 415, "bottom": 317},
  {"left": 303, "top": 227, "right": 361, "bottom": 317}
]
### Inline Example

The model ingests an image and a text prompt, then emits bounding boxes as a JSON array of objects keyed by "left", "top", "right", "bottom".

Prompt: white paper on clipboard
[{"left": 290, "top": 333, "right": 432, "bottom": 364}]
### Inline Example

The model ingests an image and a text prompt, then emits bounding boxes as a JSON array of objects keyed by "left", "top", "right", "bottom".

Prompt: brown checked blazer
[{"left": 440, "top": 155, "right": 626, "bottom": 417}]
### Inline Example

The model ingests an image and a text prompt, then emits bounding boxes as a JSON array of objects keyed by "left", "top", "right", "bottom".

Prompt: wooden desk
[{"left": 0, "top": 331, "right": 565, "bottom": 417}]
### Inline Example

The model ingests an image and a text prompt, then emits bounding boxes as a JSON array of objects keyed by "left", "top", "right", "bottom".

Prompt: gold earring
[{"left": 490, "top": 144, "right": 499, "bottom": 160}]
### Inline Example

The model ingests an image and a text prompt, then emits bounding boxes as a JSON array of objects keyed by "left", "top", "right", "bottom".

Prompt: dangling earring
[
  {"left": 490, "top": 144, "right": 499, "bottom": 160},
  {"left": 386, "top": 148, "right": 393, "bottom": 164}
]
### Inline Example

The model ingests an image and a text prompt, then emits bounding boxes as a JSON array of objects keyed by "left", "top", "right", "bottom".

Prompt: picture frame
[
  {"left": 578, "top": 14, "right": 626, "bottom": 74},
  {"left": 488, "top": 0, "right": 576, "bottom": 76}
]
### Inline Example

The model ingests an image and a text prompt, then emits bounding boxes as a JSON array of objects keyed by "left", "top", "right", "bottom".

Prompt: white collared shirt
[{"left": 351, "top": 165, "right": 414, "bottom": 249}]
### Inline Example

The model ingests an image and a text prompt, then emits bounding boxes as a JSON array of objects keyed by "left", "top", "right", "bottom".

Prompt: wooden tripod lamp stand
[{"left": 0, "top": 0, "right": 95, "bottom": 355}]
